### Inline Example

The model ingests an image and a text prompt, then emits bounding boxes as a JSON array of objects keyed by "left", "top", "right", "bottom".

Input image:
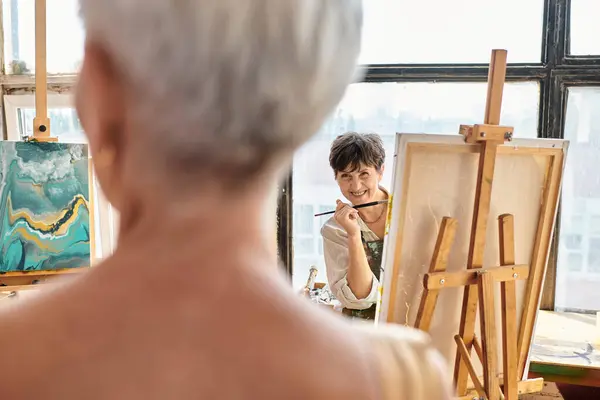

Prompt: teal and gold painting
[{"left": 0, "top": 141, "right": 90, "bottom": 272}]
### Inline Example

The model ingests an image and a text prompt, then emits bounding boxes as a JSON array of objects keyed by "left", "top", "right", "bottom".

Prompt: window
[
  {"left": 359, "top": 0, "right": 544, "bottom": 64},
  {"left": 590, "top": 216, "right": 600, "bottom": 234},
  {"left": 569, "top": 0, "right": 600, "bottom": 56},
  {"left": 588, "top": 239, "right": 600, "bottom": 273},
  {"left": 3, "top": 94, "right": 118, "bottom": 263},
  {"left": 4, "top": 94, "right": 85, "bottom": 142},
  {"left": 563, "top": 235, "right": 583, "bottom": 250},
  {"left": 294, "top": 205, "right": 314, "bottom": 235},
  {"left": 567, "top": 253, "right": 583, "bottom": 272},
  {"left": 291, "top": 81, "right": 539, "bottom": 289},
  {"left": 3, "top": 0, "right": 84, "bottom": 74},
  {"left": 280, "top": 3, "right": 600, "bottom": 333},
  {"left": 569, "top": 215, "right": 585, "bottom": 232},
  {"left": 556, "top": 87, "right": 600, "bottom": 311}
]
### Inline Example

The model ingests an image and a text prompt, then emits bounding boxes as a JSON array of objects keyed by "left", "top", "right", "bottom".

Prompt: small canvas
[
  {"left": 378, "top": 133, "right": 567, "bottom": 383},
  {"left": 0, "top": 141, "right": 91, "bottom": 272}
]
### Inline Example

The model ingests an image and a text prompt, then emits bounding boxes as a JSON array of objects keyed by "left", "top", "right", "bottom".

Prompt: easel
[
  {"left": 413, "top": 50, "right": 544, "bottom": 399},
  {"left": 0, "top": 0, "right": 94, "bottom": 291},
  {"left": 25, "top": 0, "right": 57, "bottom": 143}
]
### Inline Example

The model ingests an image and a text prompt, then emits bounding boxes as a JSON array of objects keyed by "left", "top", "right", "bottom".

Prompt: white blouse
[{"left": 321, "top": 216, "right": 381, "bottom": 310}]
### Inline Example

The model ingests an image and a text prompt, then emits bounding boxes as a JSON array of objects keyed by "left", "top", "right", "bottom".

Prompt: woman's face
[{"left": 335, "top": 163, "right": 384, "bottom": 205}]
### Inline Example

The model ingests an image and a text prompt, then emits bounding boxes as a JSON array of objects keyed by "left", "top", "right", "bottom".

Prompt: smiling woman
[{"left": 321, "top": 132, "right": 389, "bottom": 320}]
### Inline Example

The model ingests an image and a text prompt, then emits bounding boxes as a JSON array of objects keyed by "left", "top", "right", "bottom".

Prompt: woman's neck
[
  {"left": 114, "top": 182, "right": 279, "bottom": 269},
  {"left": 358, "top": 187, "right": 388, "bottom": 222}
]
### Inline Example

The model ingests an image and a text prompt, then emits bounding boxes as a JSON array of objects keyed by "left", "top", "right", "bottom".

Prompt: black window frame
[{"left": 277, "top": 0, "right": 600, "bottom": 310}]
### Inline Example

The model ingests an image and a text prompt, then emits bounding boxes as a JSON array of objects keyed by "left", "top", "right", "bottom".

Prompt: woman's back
[{"left": 0, "top": 234, "right": 450, "bottom": 399}]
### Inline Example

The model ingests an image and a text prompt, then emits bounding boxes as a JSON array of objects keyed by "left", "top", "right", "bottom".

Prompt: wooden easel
[
  {"left": 25, "top": 0, "right": 57, "bottom": 143},
  {"left": 413, "top": 50, "right": 544, "bottom": 400},
  {"left": 0, "top": 0, "right": 94, "bottom": 291}
]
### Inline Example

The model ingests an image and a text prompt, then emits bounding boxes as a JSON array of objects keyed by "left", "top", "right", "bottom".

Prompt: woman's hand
[{"left": 334, "top": 200, "right": 361, "bottom": 238}]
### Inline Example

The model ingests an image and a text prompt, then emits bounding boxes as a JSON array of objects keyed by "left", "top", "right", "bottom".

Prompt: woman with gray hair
[{"left": 0, "top": 1, "right": 452, "bottom": 399}]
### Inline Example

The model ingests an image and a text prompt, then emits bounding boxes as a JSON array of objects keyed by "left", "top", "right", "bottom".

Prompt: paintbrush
[{"left": 314, "top": 200, "right": 388, "bottom": 217}]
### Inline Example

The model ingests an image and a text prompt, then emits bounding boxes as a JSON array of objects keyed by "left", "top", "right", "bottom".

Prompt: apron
[{"left": 342, "top": 233, "right": 384, "bottom": 321}]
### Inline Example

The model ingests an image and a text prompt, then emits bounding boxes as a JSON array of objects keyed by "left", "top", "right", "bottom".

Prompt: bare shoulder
[
  {"left": 211, "top": 264, "right": 382, "bottom": 398},
  {"left": 0, "top": 255, "right": 378, "bottom": 399},
  {"left": 353, "top": 323, "right": 454, "bottom": 400},
  {"left": 0, "top": 247, "right": 452, "bottom": 399}
]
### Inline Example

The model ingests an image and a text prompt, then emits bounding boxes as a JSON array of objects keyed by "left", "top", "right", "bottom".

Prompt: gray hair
[{"left": 79, "top": 0, "right": 363, "bottom": 178}]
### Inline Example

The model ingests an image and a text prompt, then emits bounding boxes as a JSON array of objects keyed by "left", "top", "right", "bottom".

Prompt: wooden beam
[
  {"left": 424, "top": 265, "right": 528, "bottom": 290},
  {"left": 470, "top": 336, "right": 508, "bottom": 400},
  {"left": 518, "top": 153, "right": 565, "bottom": 377},
  {"left": 455, "top": 335, "right": 487, "bottom": 399},
  {"left": 34, "top": 0, "right": 50, "bottom": 138},
  {"left": 460, "top": 124, "right": 514, "bottom": 143},
  {"left": 458, "top": 379, "right": 544, "bottom": 400},
  {"left": 454, "top": 141, "right": 499, "bottom": 394},
  {"left": 88, "top": 158, "right": 97, "bottom": 265},
  {"left": 499, "top": 214, "right": 519, "bottom": 400},
  {"left": 478, "top": 272, "right": 500, "bottom": 400},
  {"left": 454, "top": 49, "right": 508, "bottom": 395},
  {"left": 484, "top": 50, "right": 508, "bottom": 126},
  {"left": 415, "top": 217, "right": 457, "bottom": 331},
  {"left": 0, "top": 269, "right": 87, "bottom": 278}
]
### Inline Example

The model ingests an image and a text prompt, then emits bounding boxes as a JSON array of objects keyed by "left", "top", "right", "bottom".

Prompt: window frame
[
  {"left": 3, "top": 93, "right": 76, "bottom": 140},
  {"left": 277, "top": 0, "right": 600, "bottom": 313},
  {"left": 3, "top": 0, "right": 84, "bottom": 75},
  {"left": 560, "top": 0, "right": 600, "bottom": 66}
]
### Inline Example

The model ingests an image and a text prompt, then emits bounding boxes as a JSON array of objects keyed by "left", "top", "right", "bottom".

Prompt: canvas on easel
[
  {"left": 0, "top": 0, "right": 94, "bottom": 290},
  {"left": 0, "top": 141, "right": 91, "bottom": 272},
  {"left": 377, "top": 134, "right": 566, "bottom": 388},
  {"left": 375, "top": 50, "right": 568, "bottom": 400}
]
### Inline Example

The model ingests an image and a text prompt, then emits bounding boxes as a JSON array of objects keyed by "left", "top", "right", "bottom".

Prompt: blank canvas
[{"left": 378, "top": 134, "right": 567, "bottom": 381}]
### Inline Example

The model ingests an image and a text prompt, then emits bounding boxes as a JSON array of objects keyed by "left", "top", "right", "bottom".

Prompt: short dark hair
[{"left": 329, "top": 132, "right": 385, "bottom": 175}]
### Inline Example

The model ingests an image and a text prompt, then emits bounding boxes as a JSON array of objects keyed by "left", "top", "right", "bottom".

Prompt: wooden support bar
[
  {"left": 458, "top": 124, "right": 473, "bottom": 138},
  {"left": 498, "top": 215, "right": 516, "bottom": 266},
  {"left": 460, "top": 124, "right": 514, "bottom": 143},
  {"left": 499, "top": 214, "right": 519, "bottom": 400},
  {"left": 34, "top": 0, "right": 50, "bottom": 138},
  {"left": 478, "top": 272, "right": 500, "bottom": 400},
  {"left": 455, "top": 49, "right": 507, "bottom": 395},
  {"left": 0, "top": 269, "right": 88, "bottom": 292},
  {"left": 455, "top": 141, "right": 499, "bottom": 393},
  {"left": 24, "top": 136, "right": 58, "bottom": 142},
  {"left": 473, "top": 335, "right": 485, "bottom": 365},
  {"left": 484, "top": 50, "right": 507, "bottom": 127},
  {"left": 514, "top": 378, "right": 544, "bottom": 395},
  {"left": 89, "top": 158, "right": 97, "bottom": 265},
  {"left": 471, "top": 335, "right": 506, "bottom": 400},
  {"left": 454, "top": 335, "right": 487, "bottom": 400},
  {"left": 415, "top": 217, "right": 457, "bottom": 331},
  {"left": 425, "top": 265, "right": 528, "bottom": 290},
  {"left": 459, "top": 379, "right": 544, "bottom": 400},
  {"left": 1, "top": 282, "right": 55, "bottom": 292},
  {"left": 0, "top": 269, "right": 87, "bottom": 278},
  {"left": 518, "top": 153, "right": 565, "bottom": 378},
  {"left": 473, "top": 125, "right": 513, "bottom": 142}
]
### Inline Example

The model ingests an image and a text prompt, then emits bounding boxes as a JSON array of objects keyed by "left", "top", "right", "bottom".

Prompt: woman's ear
[
  {"left": 77, "top": 41, "right": 127, "bottom": 211},
  {"left": 378, "top": 164, "right": 385, "bottom": 181}
]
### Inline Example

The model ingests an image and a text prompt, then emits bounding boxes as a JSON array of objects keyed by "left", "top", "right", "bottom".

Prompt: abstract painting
[{"left": 0, "top": 141, "right": 90, "bottom": 272}]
